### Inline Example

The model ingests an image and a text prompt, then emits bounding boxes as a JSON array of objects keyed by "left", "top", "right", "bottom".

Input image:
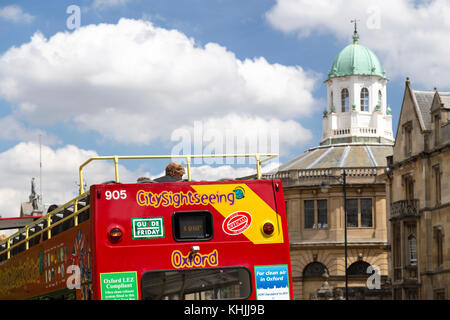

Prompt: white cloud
[
  {"left": 0, "top": 18, "right": 318, "bottom": 149},
  {"left": 92, "top": 0, "right": 131, "bottom": 9},
  {"left": 0, "top": 5, "right": 34, "bottom": 23},
  {"left": 0, "top": 142, "right": 138, "bottom": 218},
  {"left": 0, "top": 116, "right": 60, "bottom": 144},
  {"left": 266, "top": 0, "right": 450, "bottom": 88},
  {"left": 189, "top": 165, "right": 256, "bottom": 181},
  {"left": 170, "top": 113, "right": 312, "bottom": 164}
]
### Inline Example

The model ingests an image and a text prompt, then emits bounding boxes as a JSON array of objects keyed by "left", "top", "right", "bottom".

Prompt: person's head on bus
[{"left": 165, "top": 162, "right": 185, "bottom": 181}]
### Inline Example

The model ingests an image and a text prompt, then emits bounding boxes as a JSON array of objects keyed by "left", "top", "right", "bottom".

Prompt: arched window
[
  {"left": 330, "top": 91, "right": 333, "bottom": 109},
  {"left": 360, "top": 88, "right": 369, "bottom": 112},
  {"left": 347, "top": 261, "right": 371, "bottom": 276},
  {"left": 341, "top": 88, "right": 349, "bottom": 112},
  {"left": 303, "top": 262, "right": 329, "bottom": 278}
]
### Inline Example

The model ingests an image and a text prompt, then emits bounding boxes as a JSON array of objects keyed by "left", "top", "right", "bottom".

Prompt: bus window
[{"left": 141, "top": 267, "right": 251, "bottom": 300}]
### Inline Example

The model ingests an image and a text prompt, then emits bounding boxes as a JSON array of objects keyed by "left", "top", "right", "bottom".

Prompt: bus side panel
[{"left": 0, "top": 220, "right": 93, "bottom": 300}]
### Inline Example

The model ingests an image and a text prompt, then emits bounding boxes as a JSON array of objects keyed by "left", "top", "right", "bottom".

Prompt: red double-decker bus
[{"left": 0, "top": 154, "right": 293, "bottom": 300}]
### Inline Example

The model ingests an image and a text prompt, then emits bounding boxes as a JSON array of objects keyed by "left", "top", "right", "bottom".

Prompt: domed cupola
[
  {"left": 321, "top": 24, "right": 393, "bottom": 146},
  {"left": 328, "top": 37, "right": 386, "bottom": 80}
]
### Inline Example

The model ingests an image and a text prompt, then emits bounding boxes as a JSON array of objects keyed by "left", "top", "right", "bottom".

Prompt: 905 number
[{"left": 105, "top": 190, "right": 127, "bottom": 200}]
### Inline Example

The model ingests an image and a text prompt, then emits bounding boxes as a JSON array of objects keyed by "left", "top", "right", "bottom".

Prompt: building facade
[
  {"left": 386, "top": 78, "right": 450, "bottom": 300},
  {"left": 266, "top": 30, "right": 392, "bottom": 299}
]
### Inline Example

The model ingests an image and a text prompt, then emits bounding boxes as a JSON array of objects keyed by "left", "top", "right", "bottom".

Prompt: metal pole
[
  {"left": 114, "top": 156, "right": 120, "bottom": 183},
  {"left": 39, "top": 134, "right": 43, "bottom": 210},
  {"left": 256, "top": 154, "right": 261, "bottom": 180},
  {"left": 343, "top": 170, "right": 348, "bottom": 300},
  {"left": 186, "top": 156, "right": 191, "bottom": 182}
]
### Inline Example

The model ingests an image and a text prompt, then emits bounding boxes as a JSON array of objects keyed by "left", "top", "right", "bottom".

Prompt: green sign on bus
[
  {"left": 131, "top": 217, "right": 165, "bottom": 239},
  {"left": 100, "top": 271, "right": 138, "bottom": 300}
]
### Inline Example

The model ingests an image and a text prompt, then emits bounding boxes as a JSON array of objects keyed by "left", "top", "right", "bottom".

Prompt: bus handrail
[
  {"left": 0, "top": 191, "right": 90, "bottom": 260},
  {"left": 78, "top": 153, "right": 278, "bottom": 194}
]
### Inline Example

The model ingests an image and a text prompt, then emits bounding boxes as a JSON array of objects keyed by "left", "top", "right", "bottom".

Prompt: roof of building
[
  {"left": 277, "top": 144, "right": 393, "bottom": 171},
  {"left": 20, "top": 201, "right": 33, "bottom": 216},
  {"left": 410, "top": 89, "right": 435, "bottom": 130},
  {"left": 327, "top": 39, "right": 386, "bottom": 80},
  {"left": 410, "top": 88, "right": 450, "bottom": 131},
  {"left": 439, "top": 93, "right": 450, "bottom": 110}
]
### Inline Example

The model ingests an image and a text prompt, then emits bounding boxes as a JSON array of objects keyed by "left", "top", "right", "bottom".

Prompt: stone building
[
  {"left": 385, "top": 78, "right": 450, "bottom": 300},
  {"left": 265, "top": 29, "right": 392, "bottom": 299},
  {"left": 20, "top": 178, "right": 43, "bottom": 217}
]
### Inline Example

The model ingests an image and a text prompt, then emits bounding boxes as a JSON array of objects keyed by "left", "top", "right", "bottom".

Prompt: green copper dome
[{"left": 328, "top": 39, "right": 386, "bottom": 80}]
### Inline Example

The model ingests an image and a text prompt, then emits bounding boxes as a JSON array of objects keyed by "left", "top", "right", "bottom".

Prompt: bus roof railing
[
  {"left": 0, "top": 153, "right": 278, "bottom": 262},
  {"left": 78, "top": 153, "right": 278, "bottom": 194},
  {"left": 0, "top": 216, "right": 43, "bottom": 231},
  {"left": 0, "top": 191, "right": 90, "bottom": 261}
]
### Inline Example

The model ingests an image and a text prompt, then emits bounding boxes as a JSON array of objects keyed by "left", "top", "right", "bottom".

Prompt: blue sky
[
  {"left": 0, "top": 0, "right": 448, "bottom": 217},
  {"left": 0, "top": 0, "right": 340, "bottom": 152}
]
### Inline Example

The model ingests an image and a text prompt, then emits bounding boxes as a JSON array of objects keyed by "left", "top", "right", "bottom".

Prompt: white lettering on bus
[
  {"left": 66, "top": 265, "right": 81, "bottom": 290},
  {"left": 105, "top": 190, "right": 127, "bottom": 200}
]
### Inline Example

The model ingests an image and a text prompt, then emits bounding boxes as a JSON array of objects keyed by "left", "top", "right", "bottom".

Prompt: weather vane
[{"left": 351, "top": 18, "right": 360, "bottom": 43}]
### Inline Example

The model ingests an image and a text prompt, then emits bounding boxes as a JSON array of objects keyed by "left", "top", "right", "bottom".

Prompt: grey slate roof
[
  {"left": 277, "top": 144, "right": 393, "bottom": 171},
  {"left": 435, "top": 91, "right": 450, "bottom": 112},
  {"left": 439, "top": 95, "right": 450, "bottom": 110},
  {"left": 411, "top": 90, "right": 434, "bottom": 130},
  {"left": 410, "top": 89, "right": 450, "bottom": 130}
]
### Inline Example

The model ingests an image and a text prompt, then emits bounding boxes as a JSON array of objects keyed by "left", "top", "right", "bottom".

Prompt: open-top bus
[{"left": 0, "top": 154, "right": 293, "bottom": 300}]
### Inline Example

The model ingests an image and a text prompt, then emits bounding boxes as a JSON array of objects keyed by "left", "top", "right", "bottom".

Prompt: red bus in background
[{"left": 0, "top": 154, "right": 293, "bottom": 300}]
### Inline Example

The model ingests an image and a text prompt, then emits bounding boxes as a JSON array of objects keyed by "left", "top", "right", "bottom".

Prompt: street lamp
[{"left": 320, "top": 170, "right": 348, "bottom": 300}]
